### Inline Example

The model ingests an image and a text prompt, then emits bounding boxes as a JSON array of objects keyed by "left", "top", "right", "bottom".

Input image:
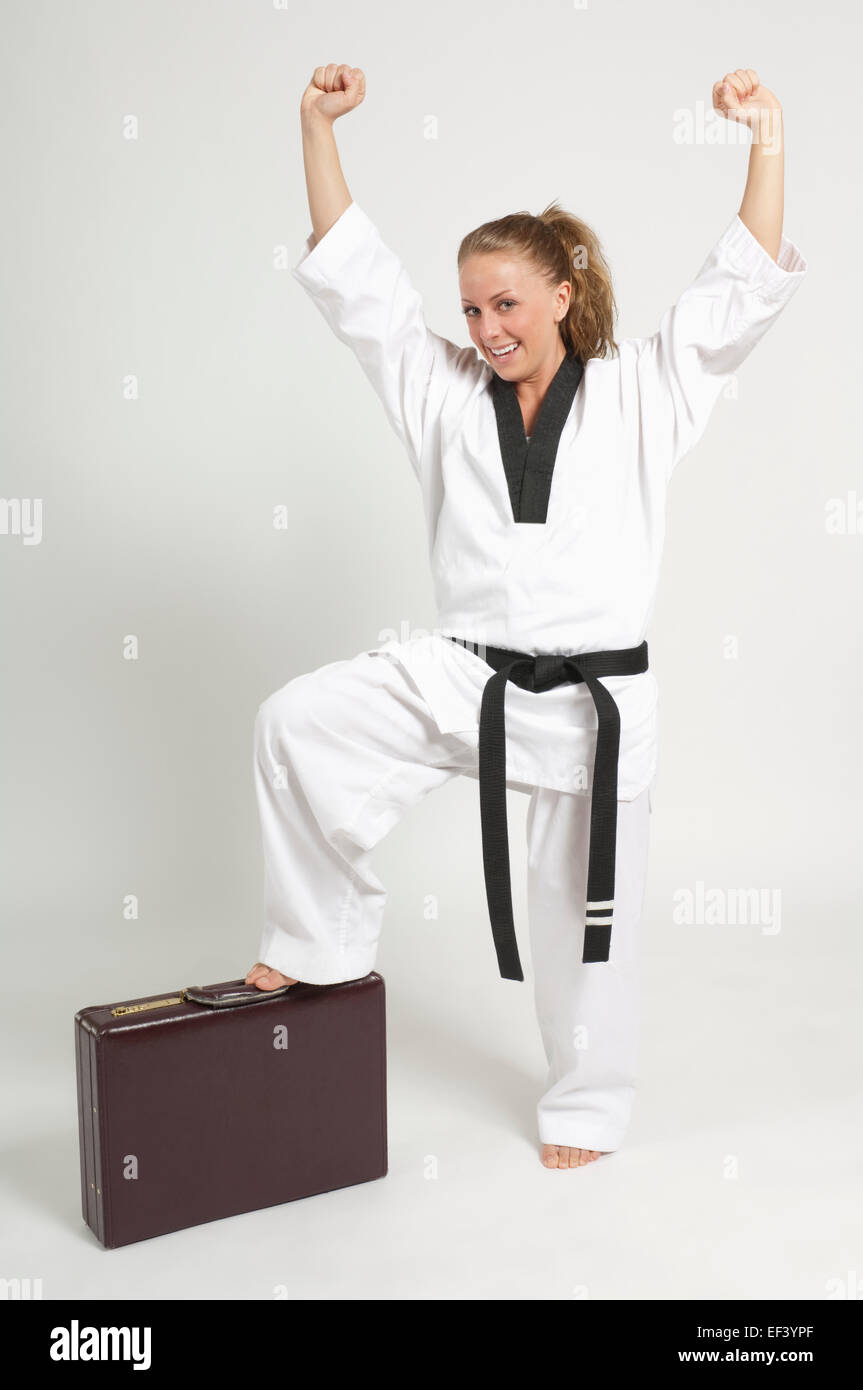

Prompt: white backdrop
[{"left": 2, "top": 0, "right": 860, "bottom": 1301}]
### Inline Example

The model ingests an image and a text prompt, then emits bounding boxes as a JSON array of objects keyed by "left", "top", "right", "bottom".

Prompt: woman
[{"left": 246, "top": 64, "right": 807, "bottom": 1169}]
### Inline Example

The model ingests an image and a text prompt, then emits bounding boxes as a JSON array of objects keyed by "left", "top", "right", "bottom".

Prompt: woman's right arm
[
  {"left": 292, "top": 65, "right": 483, "bottom": 482},
  {"left": 300, "top": 65, "right": 365, "bottom": 244}
]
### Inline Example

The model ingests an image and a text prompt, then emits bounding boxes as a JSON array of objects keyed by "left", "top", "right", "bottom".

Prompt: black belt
[{"left": 442, "top": 634, "right": 649, "bottom": 981}]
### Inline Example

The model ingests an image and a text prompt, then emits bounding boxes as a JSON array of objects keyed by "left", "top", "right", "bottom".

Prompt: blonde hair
[{"left": 457, "top": 199, "right": 619, "bottom": 362}]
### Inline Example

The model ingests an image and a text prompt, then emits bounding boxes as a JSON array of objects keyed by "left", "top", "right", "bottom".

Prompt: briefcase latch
[{"left": 112, "top": 993, "right": 188, "bottom": 1016}]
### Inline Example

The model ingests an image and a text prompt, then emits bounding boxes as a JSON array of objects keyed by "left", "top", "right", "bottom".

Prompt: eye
[{"left": 462, "top": 299, "right": 517, "bottom": 317}]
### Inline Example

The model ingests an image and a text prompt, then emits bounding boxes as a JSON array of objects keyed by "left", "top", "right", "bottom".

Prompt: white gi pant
[{"left": 253, "top": 649, "right": 651, "bottom": 1151}]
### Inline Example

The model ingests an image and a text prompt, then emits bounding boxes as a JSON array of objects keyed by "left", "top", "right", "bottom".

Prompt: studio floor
[{"left": 4, "top": 926, "right": 860, "bottom": 1301}]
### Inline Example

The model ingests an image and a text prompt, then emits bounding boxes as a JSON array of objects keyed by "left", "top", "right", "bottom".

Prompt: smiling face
[{"left": 459, "top": 251, "right": 571, "bottom": 376}]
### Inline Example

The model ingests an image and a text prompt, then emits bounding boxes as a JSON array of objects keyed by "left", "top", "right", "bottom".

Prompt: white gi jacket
[{"left": 292, "top": 201, "right": 808, "bottom": 801}]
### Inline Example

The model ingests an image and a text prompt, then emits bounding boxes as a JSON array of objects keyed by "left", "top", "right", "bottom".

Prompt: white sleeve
[
  {"left": 633, "top": 214, "right": 808, "bottom": 483},
  {"left": 292, "top": 200, "right": 472, "bottom": 482}
]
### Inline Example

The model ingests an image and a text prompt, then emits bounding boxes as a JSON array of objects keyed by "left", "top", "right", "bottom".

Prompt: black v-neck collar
[{"left": 490, "top": 350, "right": 584, "bottom": 524}]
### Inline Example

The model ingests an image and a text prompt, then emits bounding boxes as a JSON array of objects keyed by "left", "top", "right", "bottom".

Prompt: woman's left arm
[
  {"left": 630, "top": 71, "right": 808, "bottom": 484},
  {"left": 713, "top": 68, "right": 785, "bottom": 262}
]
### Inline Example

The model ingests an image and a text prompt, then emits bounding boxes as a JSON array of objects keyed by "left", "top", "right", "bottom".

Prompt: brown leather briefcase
[{"left": 74, "top": 972, "right": 387, "bottom": 1248}]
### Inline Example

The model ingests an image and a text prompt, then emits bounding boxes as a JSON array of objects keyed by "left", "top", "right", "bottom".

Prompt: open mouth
[{"left": 488, "top": 342, "right": 520, "bottom": 360}]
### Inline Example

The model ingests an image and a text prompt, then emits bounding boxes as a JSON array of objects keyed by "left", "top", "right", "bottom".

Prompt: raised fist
[
  {"left": 712, "top": 69, "right": 782, "bottom": 128},
  {"left": 301, "top": 64, "right": 366, "bottom": 123}
]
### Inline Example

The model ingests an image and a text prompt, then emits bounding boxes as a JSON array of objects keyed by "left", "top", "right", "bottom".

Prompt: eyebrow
[{"left": 460, "top": 289, "right": 516, "bottom": 304}]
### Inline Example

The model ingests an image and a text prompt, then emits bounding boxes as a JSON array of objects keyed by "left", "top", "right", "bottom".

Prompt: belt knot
[{"left": 531, "top": 654, "right": 578, "bottom": 691}]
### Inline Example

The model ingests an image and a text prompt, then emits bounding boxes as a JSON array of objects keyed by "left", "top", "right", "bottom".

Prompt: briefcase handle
[{"left": 183, "top": 979, "right": 300, "bottom": 1009}]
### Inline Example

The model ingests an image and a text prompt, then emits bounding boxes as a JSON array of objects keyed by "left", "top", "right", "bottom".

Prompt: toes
[
  {"left": 540, "top": 1143, "right": 608, "bottom": 1167},
  {"left": 245, "top": 963, "right": 297, "bottom": 990},
  {"left": 256, "top": 970, "right": 285, "bottom": 990},
  {"left": 249, "top": 966, "right": 278, "bottom": 989}
]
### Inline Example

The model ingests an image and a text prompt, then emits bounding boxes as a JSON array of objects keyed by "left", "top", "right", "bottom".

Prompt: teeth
[{"left": 491, "top": 343, "right": 518, "bottom": 357}]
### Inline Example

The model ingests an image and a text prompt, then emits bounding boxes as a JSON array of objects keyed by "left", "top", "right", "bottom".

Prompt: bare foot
[
  {"left": 245, "top": 961, "right": 299, "bottom": 991},
  {"left": 540, "top": 1143, "right": 606, "bottom": 1168}
]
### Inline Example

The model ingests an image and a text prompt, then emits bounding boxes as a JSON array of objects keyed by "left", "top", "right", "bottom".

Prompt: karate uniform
[{"left": 254, "top": 200, "right": 807, "bottom": 1148}]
